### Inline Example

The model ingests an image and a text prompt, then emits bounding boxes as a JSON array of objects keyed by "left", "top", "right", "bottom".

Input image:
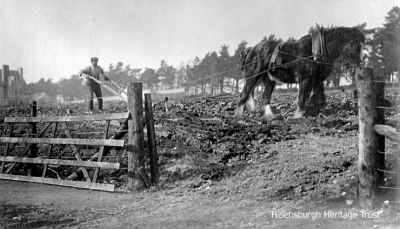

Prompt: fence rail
[
  {"left": 0, "top": 156, "right": 120, "bottom": 169},
  {"left": 0, "top": 137, "right": 124, "bottom": 147},
  {"left": 0, "top": 83, "right": 159, "bottom": 192},
  {"left": 4, "top": 112, "right": 129, "bottom": 123},
  {"left": 0, "top": 174, "right": 116, "bottom": 192},
  {"left": 374, "top": 124, "right": 400, "bottom": 143}
]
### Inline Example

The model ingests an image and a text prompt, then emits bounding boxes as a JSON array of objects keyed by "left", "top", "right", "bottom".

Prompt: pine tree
[
  {"left": 232, "top": 41, "right": 248, "bottom": 93},
  {"left": 140, "top": 68, "right": 158, "bottom": 89},
  {"left": 368, "top": 7, "right": 400, "bottom": 81},
  {"left": 217, "top": 44, "right": 231, "bottom": 93}
]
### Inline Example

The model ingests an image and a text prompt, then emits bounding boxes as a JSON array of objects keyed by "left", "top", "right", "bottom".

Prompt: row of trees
[
  {"left": 367, "top": 6, "right": 400, "bottom": 80},
  {"left": 28, "top": 6, "right": 399, "bottom": 101}
]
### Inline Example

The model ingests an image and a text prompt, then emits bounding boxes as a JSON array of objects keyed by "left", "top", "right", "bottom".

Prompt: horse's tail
[{"left": 236, "top": 39, "right": 280, "bottom": 115}]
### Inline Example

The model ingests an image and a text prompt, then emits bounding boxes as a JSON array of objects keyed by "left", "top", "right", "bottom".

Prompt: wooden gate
[{"left": 0, "top": 111, "right": 129, "bottom": 192}]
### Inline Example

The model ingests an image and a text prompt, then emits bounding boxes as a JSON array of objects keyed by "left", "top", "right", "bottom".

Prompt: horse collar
[
  {"left": 319, "top": 31, "right": 329, "bottom": 61},
  {"left": 269, "top": 42, "right": 285, "bottom": 70},
  {"left": 312, "top": 29, "right": 328, "bottom": 62}
]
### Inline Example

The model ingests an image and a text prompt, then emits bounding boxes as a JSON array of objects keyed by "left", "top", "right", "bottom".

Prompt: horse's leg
[
  {"left": 261, "top": 74, "right": 276, "bottom": 120},
  {"left": 316, "top": 82, "right": 326, "bottom": 109},
  {"left": 235, "top": 75, "right": 259, "bottom": 117},
  {"left": 308, "top": 82, "right": 326, "bottom": 111},
  {"left": 294, "top": 79, "right": 312, "bottom": 118},
  {"left": 248, "top": 89, "right": 256, "bottom": 111}
]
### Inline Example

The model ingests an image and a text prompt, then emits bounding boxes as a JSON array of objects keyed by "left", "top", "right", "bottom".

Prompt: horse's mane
[
  {"left": 322, "top": 26, "right": 365, "bottom": 43},
  {"left": 299, "top": 34, "right": 310, "bottom": 41},
  {"left": 240, "top": 37, "right": 280, "bottom": 69}
]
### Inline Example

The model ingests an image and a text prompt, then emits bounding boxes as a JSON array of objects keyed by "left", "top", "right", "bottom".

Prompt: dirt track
[{"left": 1, "top": 89, "right": 400, "bottom": 228}]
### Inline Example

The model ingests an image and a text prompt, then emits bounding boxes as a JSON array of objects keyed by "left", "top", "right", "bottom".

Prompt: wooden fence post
[
  {"left": 144, "top": 94, "right": 159, "bottom": 184},
  {"left": 2, "top": 65, "right": 9, "bottom": 105},
  {"left": 127, "top": 83, "right": 146, "bottom": 190},
  {"left": 353, "top": 89, "right": 358, "bottom": 115},
  {"left": 357, "top": 67, "right": 383, "bottom": 209},
  {"left": 374, "top": 76, "right": 385, "bottom": 194},
  {"left": 28, "top": 101, "right": 38, "bottom": 176}
]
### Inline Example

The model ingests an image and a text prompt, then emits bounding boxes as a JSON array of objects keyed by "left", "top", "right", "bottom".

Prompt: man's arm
[
  {"left": 100, "top": 67, "right": 110, "bottom": 81},
  {"left": 79, "top": 66, "right": 91, "bottom": 77}
]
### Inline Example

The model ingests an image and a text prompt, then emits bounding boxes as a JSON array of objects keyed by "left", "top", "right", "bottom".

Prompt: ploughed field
[{"left": 1, "top": 88, "right": 400, "bottom": 228}]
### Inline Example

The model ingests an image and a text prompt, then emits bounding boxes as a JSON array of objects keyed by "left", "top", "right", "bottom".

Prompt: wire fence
[
  {"left": 372, "top": 81, "right": 400, "bottom": 192},
  {"left": 186, "top": 50, "right": 336, "bottom": 87}
]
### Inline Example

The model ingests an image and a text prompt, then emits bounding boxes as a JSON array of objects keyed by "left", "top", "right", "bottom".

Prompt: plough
[
  {"left": 81, "top": 73, "right": 170, "bottom": 113},
  {"left": 81, "top": 73, "right": 128, "bottom": 101}
]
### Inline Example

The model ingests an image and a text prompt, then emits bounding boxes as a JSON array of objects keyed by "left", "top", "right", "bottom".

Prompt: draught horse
[{"left": 235, "top": 26, "right": 365, "bottom": 119}]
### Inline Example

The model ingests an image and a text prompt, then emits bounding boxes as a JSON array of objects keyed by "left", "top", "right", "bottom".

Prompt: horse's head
[
  {"left": 323, "top": 26, "right": 365, "bottom": 72},
  {"left": 240, "top": 47, "right": 252, "bottom": 72},
  {"left": 341, "top": 35, "right": 365, "bottom": 70},
  {"left": 240, "top": 47, "right": 251, "bottom": 75}
]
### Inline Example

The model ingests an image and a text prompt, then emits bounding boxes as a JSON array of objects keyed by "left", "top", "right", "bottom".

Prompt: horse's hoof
[
  {"left": 234, "top": 112, "right": 242, "bottom": 118},
  {"left": 234, "top": 106, "right": 244, "bottom": 118},
  {"left": 263, "top": 105, "right": 275, "bottom": 121},
  {"left": 293, "top": 114, "right": 304, "bottom": 119},
  {"left": 246, "top": 96, "right": 256, "bottom": 111},
  {"left": 263, "top": 115, "right": 275, "bottom": 122},
  {"left": 294, "top": 109, "right": 304, "bottom": 119}
]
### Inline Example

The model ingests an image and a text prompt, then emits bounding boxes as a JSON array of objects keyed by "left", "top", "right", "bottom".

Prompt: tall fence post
[
  {"left": 127, "top": 83, "right": 146, "bottom": 190},
  {"left": 144, "top": 93, "right": 159, "bottom": 184},
  {"left": 353, "top": 89, "right": 358, "bottom": 115},
  {"left": 357, "top": 67, "right": 383, "bottom": 209},
  {"left": 28, "top": 101, "right": 38, "bottom": 176},
  {"left": 2, "top": 65, "right": 9, "bottom": 105}
]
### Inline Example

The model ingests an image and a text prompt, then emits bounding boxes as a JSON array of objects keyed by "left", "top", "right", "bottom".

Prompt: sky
[{"left": 0, "top": 0, "right": 399, "bottom": 83}]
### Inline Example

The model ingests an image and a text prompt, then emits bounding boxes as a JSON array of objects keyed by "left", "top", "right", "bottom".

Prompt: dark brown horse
[
  {"left": 235, "top": 38, "right": 281, "bottom": 115},
  {"left": 235, "top": 26, "right": 365, "bottom": 119}
]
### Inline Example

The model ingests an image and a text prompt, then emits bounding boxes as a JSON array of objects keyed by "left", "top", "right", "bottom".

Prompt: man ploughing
[{"left": 79, "top": 57, "right": 109, "bottom": 112}]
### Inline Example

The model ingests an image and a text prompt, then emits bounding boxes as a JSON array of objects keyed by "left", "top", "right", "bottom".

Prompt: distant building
[
  {"left": 32, "top": 92, "right": 53, "bottom": 105},
  {"left": 56, "top": 94, "right": 65, "bottom": 104},
  {"left": 0, "top": 65, "right": 31, "bottom": 105}
]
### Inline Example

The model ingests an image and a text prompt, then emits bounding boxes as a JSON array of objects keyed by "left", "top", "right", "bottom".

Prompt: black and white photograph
[{"left": 0, "top": 0, "right": 400, "bottom": 228}]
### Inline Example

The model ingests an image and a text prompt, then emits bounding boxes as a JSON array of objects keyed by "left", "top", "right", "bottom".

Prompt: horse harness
[
  {"left": 268, "top": 28, "right": 329, "bottom": 71},
  {"left": 268, "top": 42, "right": 285, "bottom": 70},
  {"left": 311, "top": 28, "right": 329, "bottom": 62}
]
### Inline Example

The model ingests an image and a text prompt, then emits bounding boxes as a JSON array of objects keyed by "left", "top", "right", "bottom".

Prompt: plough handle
[{"left": 81, "top": 73, "right": 127, "bottom": 101}]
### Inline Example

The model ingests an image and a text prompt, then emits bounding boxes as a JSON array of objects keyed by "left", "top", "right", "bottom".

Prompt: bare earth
[{"left": 1, "top": 89, "right": 400, "bottom": 228}]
